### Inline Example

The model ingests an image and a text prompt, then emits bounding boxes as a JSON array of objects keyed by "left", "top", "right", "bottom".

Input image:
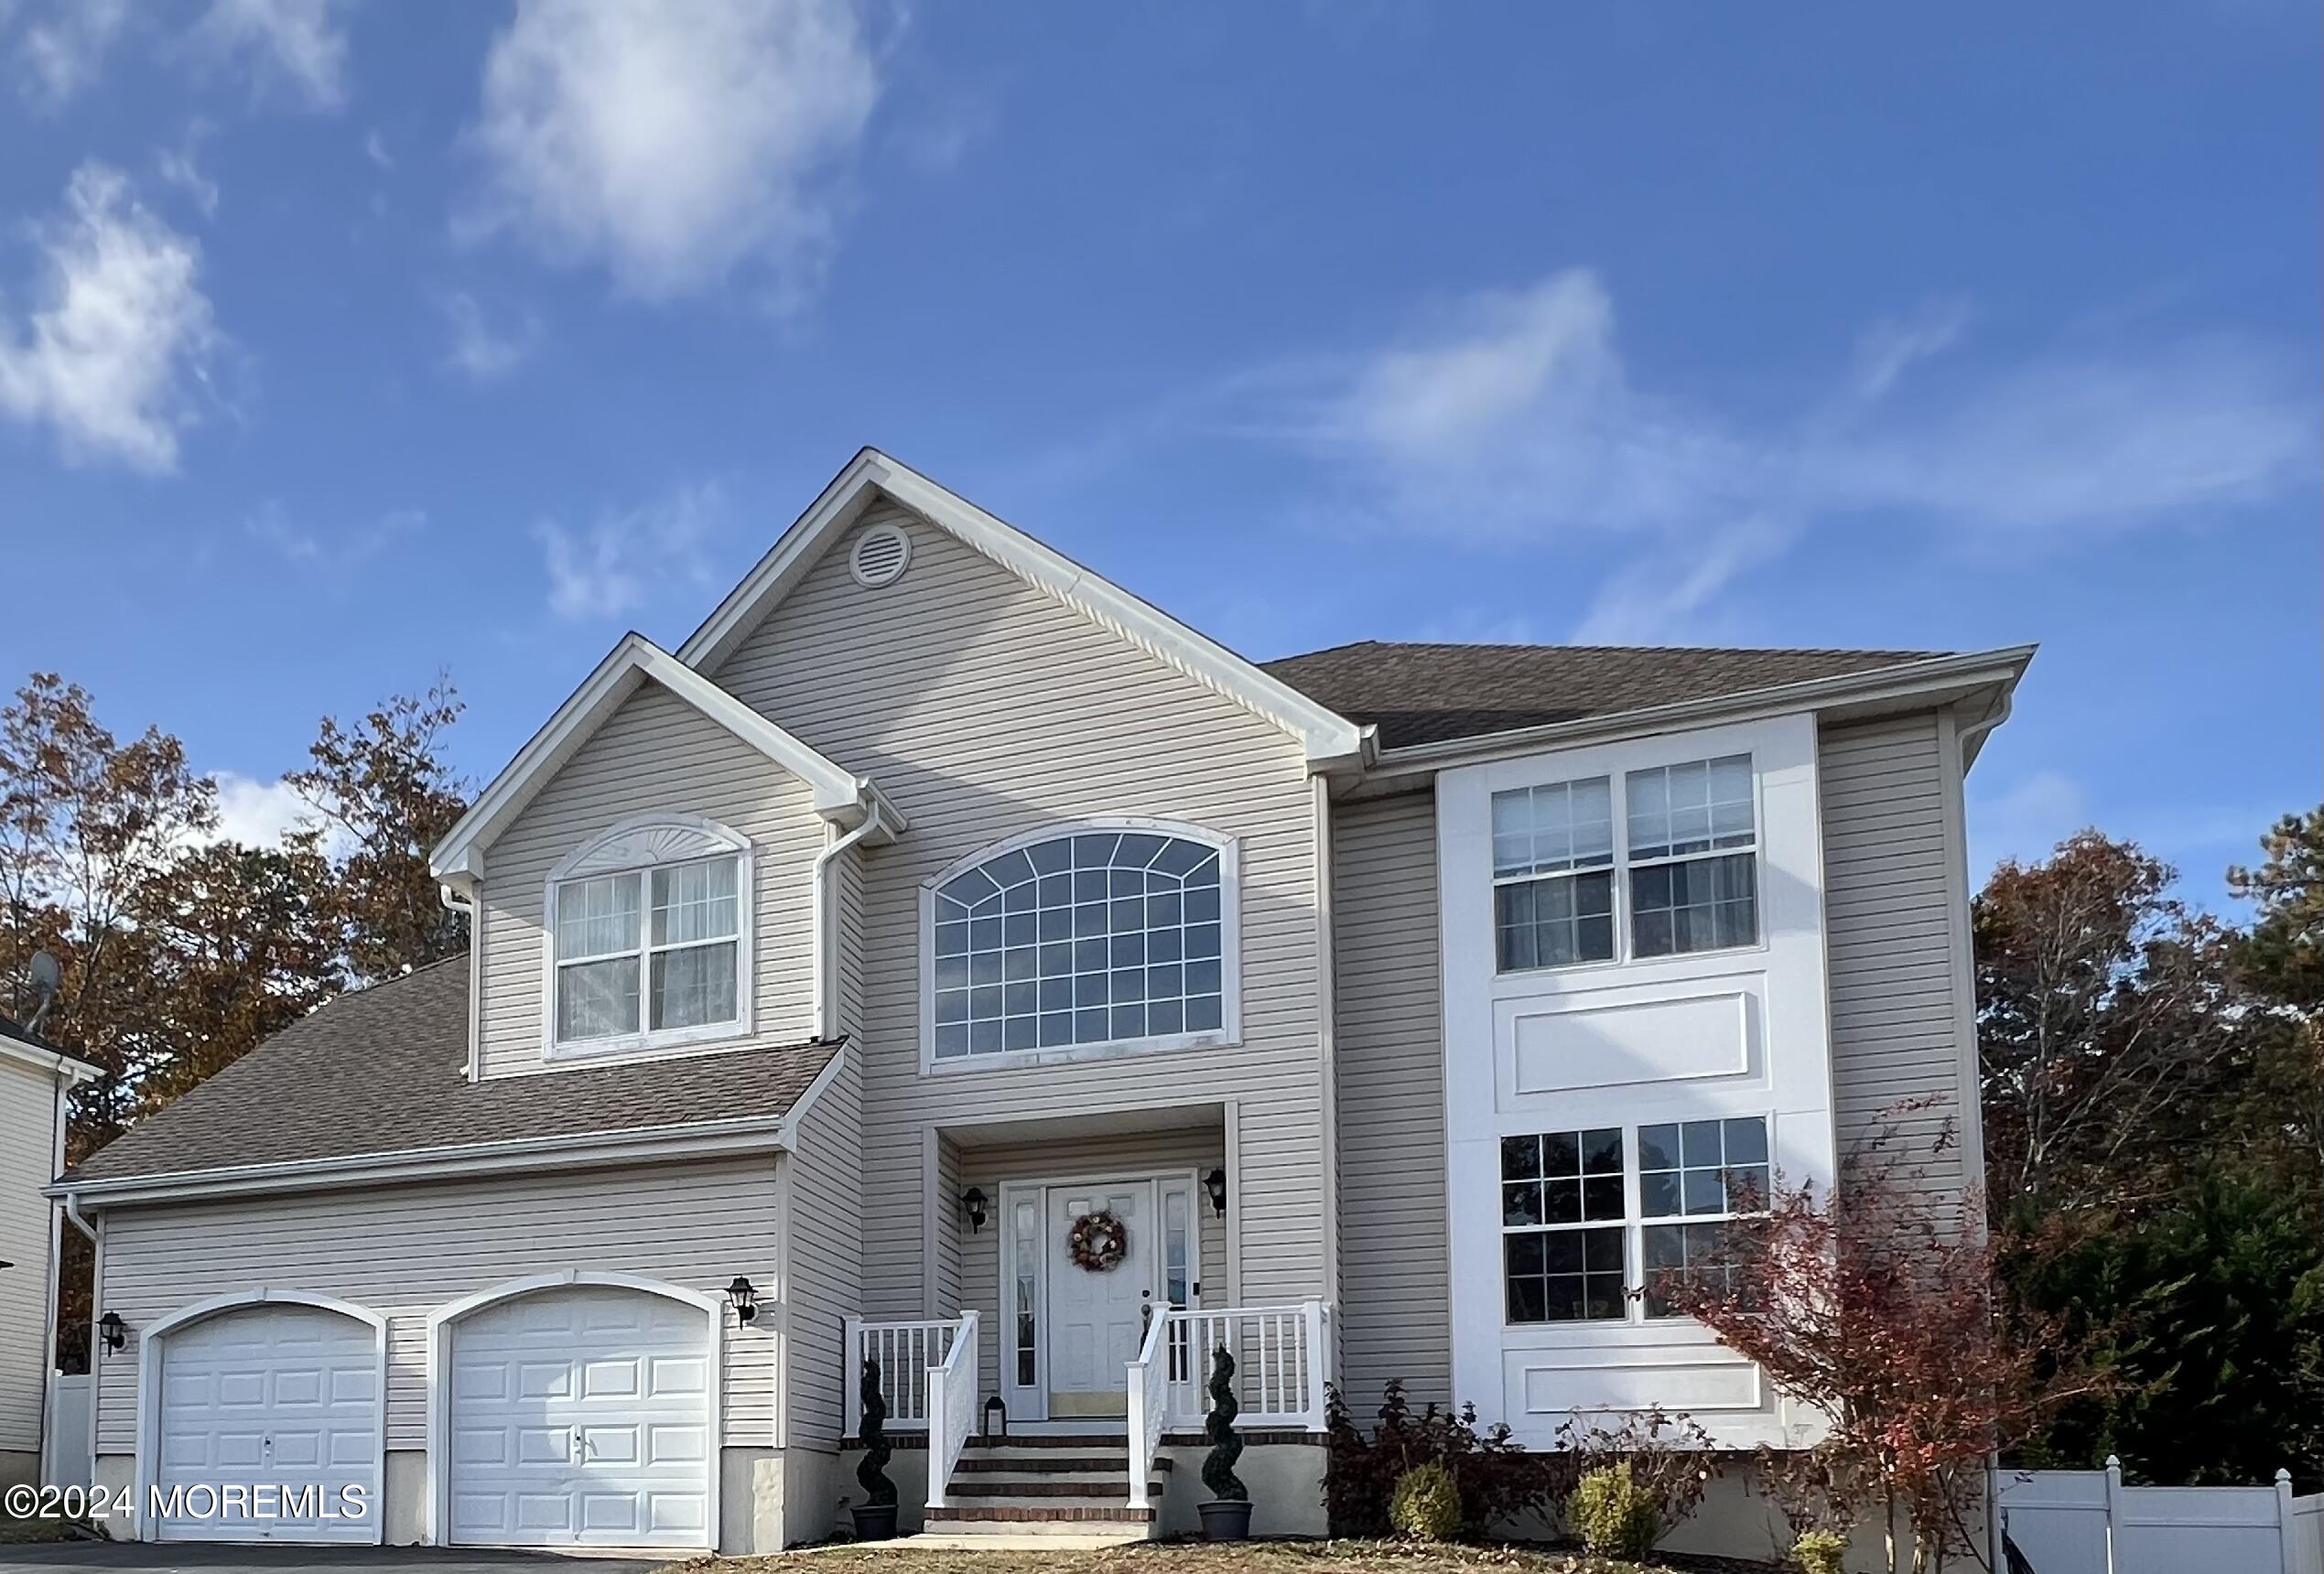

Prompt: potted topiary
[
  {"left": 851, "top": 1358, "right": 899, "bottom": 1541},
  {"left": 1197, "top": 1345, "right": 1253, "bottom": 1541}
]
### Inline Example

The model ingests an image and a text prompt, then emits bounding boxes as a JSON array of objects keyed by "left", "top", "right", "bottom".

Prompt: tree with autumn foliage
[
  {"left": 0, "top": 671, "right": 470, "bottom": 1369},
  {"left": 1655, "top": 1139, "right": 2106, "bottom": 1574}
]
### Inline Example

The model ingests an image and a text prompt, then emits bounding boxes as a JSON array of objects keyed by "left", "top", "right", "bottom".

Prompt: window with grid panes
[
  {"left": 1500, "top": 1127, "right": 1627, "bottom": 1322},
  {"left": 931, "top": 830, "right": 1225, "bottom": 1060}
]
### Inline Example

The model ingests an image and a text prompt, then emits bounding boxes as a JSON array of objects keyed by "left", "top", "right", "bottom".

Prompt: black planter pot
[
  {"left": 1199, "top": 1499, "right": 1254, "bottom": 1542},
  {"left": 852, "top": 1503, "right": 900, "bottom": 1542}
]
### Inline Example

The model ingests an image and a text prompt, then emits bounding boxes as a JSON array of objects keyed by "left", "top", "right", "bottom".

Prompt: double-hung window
[
  {"left": 1492, "top": 753, "right": 1758, "bottom": 974},
  {"left": 553, "top": 854, "right": 743, "bottom": 1048},
  {"left": 1498, "top": 1115, "right": 1771, "bottom": 1325}
]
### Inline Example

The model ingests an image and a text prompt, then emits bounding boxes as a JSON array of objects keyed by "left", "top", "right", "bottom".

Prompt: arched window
[
  {"left": 924, "top": 823, "right": 1238, "bottom": 1065},
  {"left": 545, "top": 814, "right": 753, "bottom": 1057}
]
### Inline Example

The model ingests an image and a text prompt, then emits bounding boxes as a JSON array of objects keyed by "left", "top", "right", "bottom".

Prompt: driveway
[{"left": 0, "top": 1547, "right": 665, "bottom": 1574}]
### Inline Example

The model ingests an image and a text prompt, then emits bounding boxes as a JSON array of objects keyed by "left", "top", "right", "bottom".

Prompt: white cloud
[
  {"left": 156, "top": 123, "right": 222, "bottom": 219},
  {"left": 1851, "top": 297, "right": 1969, "bottom": 401},
  {"left": 535, "top": 481, "right": 728, "bottom": 620},
  {"left": 0, "top": 164, "right": 222, "bottom": 473},
  {"left": 1969, "top": 768, "right": 2091, "bottom": 886},
  {"left": 1296, "top": 269, "right": 2316, "bottom": 638},
  {"left": 7, "top": 0, "right": 131, "bottom": 110},
  {"left": 208, "top": 771, "right": 325, "bottom": 850},
  {"left": 363, "top": 127, "right": 392, "bottom": 169},
  {"left": 438, "top": 291, "right": 542, "bottom": 382},
  {"left": 245, "top": 501, "right": 424, "bottom": 571},
  {"left": 192, "top": 0, "right": 353, "bottom": 111},
  {"left": 464, "top": 0, "right": 881, "bottom": 303}
]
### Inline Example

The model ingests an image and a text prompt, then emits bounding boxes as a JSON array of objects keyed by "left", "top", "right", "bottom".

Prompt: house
[
  {"left": 1, "top": 1012, "right": 101, "bottom": 1489},
  {"left": 47, "top": 448, "right": 2027, "bottom": 1555}
]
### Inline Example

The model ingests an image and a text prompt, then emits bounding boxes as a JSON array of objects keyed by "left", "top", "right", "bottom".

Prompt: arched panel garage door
[
  {"left": 447, "top": 1284, "right": 713, "bottom": 1550},
  {"left": 152, "top": 1301, "right": 382, "bottom": 1544}
]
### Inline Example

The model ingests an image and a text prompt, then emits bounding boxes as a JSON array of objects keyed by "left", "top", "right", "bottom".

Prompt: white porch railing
[
  {"left": 924, "top": 1311, "right": 980, "bottom": 1510},
  {"left": 1125, "top": 1306, "right": 1173, "bottom": 1512},
  {"left": 843, "top": 1316, "right": 961, "bottom": 1433},
  {"left": 1157, "top": 1301, "right": 1332, "bottom": 1431}
]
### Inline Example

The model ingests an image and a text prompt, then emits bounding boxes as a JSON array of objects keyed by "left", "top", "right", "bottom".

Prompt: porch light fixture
[
  {"left": 960, "top": 1186, "right": 989, "bottom": 1233},
  {"left": 1204, "top": 1168, "right": 1228, "bottom": 1217},
  {"left": 725, "top": 1277, "right": 759, "bottom": 1326},
  {"left": 97, "top": 1310, "right": 126, "bottom": 1353}
]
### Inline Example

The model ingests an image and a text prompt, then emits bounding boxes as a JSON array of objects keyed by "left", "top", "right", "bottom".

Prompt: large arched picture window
[{"left": 924, "top": 822, "right": 1238, "bottom": 1065}]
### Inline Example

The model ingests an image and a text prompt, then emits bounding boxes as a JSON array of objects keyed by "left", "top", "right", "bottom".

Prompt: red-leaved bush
[{"left": 1654, "top": 1135, "right": 2108, "bottom": 1574}]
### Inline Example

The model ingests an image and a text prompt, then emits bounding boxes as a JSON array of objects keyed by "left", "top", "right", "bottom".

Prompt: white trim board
[
  {"left": 430, "top": 631, "right": 903, "bottom": 883},
  {"left": 0, "top": 1035, "right": 103, "bottom": 1083},
  {"left": 675, "top": 448, "right": 1369, "bottom": 770}
]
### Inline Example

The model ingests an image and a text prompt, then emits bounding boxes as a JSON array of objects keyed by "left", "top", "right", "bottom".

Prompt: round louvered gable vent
[{"left": 849, "top": 523, "right": 912, "bottom": 588}]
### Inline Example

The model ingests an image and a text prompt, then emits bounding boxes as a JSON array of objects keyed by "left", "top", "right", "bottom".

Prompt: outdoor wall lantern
[
  {"left": 1205, "top": 1168, "right": 1228, "bottom": 1217},
  {"left": 98, "top": 1310, "right": 126, "bottom": 1353},
  {"left": 724, "top": 1277, "right": 759, "bottom": 1326},
  {"left": 960, "top": 1186, "right": 989, "bottom": 1233}
]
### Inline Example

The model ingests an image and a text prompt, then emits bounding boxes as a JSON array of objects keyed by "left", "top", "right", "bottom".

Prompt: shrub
[
  {"left": 1568, "top": 1461, "right": 1661, "bottom": 1560},
  {"left": 1389, "top": 1461, "right": 1465, "bottom": 1542},
  {"left": 1324, "top": 1380, "right": 1558, "bottom": 1537},
  {"left": 1551, "top": 1405, "right": 1719, "bottom": 1544},
  {"left": 1793, "top": 1527, "right": 1850, "bottom": 1574},
  {"left": 1203, "top": 1345, "right": 1248, "bottom": 1502}
]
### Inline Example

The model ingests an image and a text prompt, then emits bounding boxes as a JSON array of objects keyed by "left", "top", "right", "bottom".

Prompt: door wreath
[{"left": 1066, "top": 1209, "right": 1129, "bottom": 1272}]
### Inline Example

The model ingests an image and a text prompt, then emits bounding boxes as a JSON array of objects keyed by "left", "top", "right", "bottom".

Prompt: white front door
[
  {"left": 1043, "top": 1180, "right": 1154, "bottom": 1418},
  {"left": 447, "top": 1286, "right": 711, "bottom": 1549},
  {"left": 154, "top": 1304, "right": 380, "bottom": 1544}
]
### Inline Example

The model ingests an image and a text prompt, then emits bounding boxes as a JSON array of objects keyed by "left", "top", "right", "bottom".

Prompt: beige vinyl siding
[
  {"left": 475, "top": 680, "right": 823, "bottom": 1080},
  {"left": 1330, "top": 789, "right": 1454, "bottom": 1410},
  {"left": 708, "top": 505, "right": 1327, "bottom": 1317},
  {"left": 0, "top": 1058, "right": 64, "bottom": 1452},
  {"left": 955, "top": 1127, "right": 1227, "bottom": 1403},
  {"left": 93, "top": 1158, "right": 782, "bottom": 1453},
  {"left": 1819, "top": 712, "right": 1977, "bottom": 1198},
  {"left": 784, "top": 1051, "right": 862, "bottom": 1449}
]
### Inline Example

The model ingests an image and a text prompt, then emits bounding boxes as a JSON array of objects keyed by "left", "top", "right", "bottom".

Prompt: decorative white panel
[
  {"left": 559, "top": 822, "right": 740, "bottom": 879},
  {"left": 1501, "top": 988, "right": 1754, "bottom": 1098},
  {"left": 1508, "top": 1346, "right": 1761, "bottom": 1415}
]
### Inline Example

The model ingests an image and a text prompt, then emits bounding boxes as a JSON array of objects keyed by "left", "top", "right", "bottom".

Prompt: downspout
[
  {"left": 810, "top": 794, "right": 887, "bottom": 1040},
  {"left": 439, "top": 882, "right": 480, "bottom": 1081}
]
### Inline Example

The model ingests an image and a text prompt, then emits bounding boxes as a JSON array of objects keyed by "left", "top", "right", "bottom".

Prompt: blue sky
[{"left": 1, "top": 2, "right": 2316, "bottom": 907}]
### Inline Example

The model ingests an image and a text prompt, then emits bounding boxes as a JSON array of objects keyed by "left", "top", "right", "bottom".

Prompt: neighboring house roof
[
  {"left": 0, "top": 1010, "right": 102, "bottom": 1084},
  {"left": 59, "top": 959, "right": 842, "bottom": 1190},
  {"left": 432, "top": 631, "right": 902, "bottom": 881},
  {"left": 676, "top": 447, "right": 1370, "bottom": 768},
  {"left": 1263, "top": 641, "right": 1951, "bottom": 749}
]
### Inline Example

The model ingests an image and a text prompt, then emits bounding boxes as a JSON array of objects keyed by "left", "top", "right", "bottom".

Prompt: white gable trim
[
  {"left": 430, "top": 633, "right": 896, "bottom": 882},
  {"left": 676, "top": 448, "right": 1370, "bottom": 769}
]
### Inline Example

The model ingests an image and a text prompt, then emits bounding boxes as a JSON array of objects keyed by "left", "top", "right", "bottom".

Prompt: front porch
[{"left": 841, "top": 1106, "right": 1333, "bottom": 1539}]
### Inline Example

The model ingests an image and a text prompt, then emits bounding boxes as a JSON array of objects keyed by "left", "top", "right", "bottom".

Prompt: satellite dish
[{"left": 25, "top": 949, "right": 59, "bottom": 1034}]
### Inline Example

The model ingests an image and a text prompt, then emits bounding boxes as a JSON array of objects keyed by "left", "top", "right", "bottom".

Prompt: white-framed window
[
  {"left": 1497, "top": 1115, "right": 1772, "bottom": 1326},
  {"left": 921, "top": 820, "right": 1239, "bottom": 1069},
  {"left": 544, "top": 815, "right": 752, "bottom": 1057},
  {"left": 1490, "top": 753, "right": 1759, "bottom": 974}
]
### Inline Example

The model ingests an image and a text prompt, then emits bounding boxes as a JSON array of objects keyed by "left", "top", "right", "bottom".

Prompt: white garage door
[
  {"left": 154, "top": 1303, "right": 381, "bottom": 1544},
  {"left": 448, "top": 1285, "right": 712, "bottom": 1549}
]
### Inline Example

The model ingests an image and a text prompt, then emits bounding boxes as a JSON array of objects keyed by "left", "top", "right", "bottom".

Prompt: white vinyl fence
[
  {"left": 40, "top": 1373, "right": 91, "bottom": 1491},
  {"left": 1994, "top": 1458, "right": 2324, "bottom": 1574}
]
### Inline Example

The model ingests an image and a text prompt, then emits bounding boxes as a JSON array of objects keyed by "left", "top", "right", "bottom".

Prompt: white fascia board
[
  {"left": 1364, "top": 644, "right": 2037, "bottom": 783},
  {"left": 429, "top": 631, "right": 887, "bottom": 880},
  {"left": 0, "top": 1035, "right": 103, "bottom": 1085},
  {"left": 676, "top": 447, "right": 1369, "bottom": 770},
  {"left": 47, "top": 1106, "right": 813, "bottom": 1209}
]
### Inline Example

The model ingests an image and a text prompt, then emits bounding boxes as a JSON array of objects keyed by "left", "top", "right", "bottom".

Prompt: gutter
[
  {"left": 1362, "top": 644, "right": 2038, "bottom": 782},
  {"left": 43, "top": 1083, "right": 845, "bottom": 1211}
]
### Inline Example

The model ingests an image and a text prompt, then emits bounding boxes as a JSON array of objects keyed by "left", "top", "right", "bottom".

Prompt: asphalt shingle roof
[
  {"left": 1261, "top": 641, "right": 1947, "bottom": 749},
  {"left": 66, "top": 957, "right": 840, "bottom": 1184}
]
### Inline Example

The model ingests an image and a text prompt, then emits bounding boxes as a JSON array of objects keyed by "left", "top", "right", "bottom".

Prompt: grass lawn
[{"left": 656, "top": 1539, "right": 1780, "bottom": 1574}]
